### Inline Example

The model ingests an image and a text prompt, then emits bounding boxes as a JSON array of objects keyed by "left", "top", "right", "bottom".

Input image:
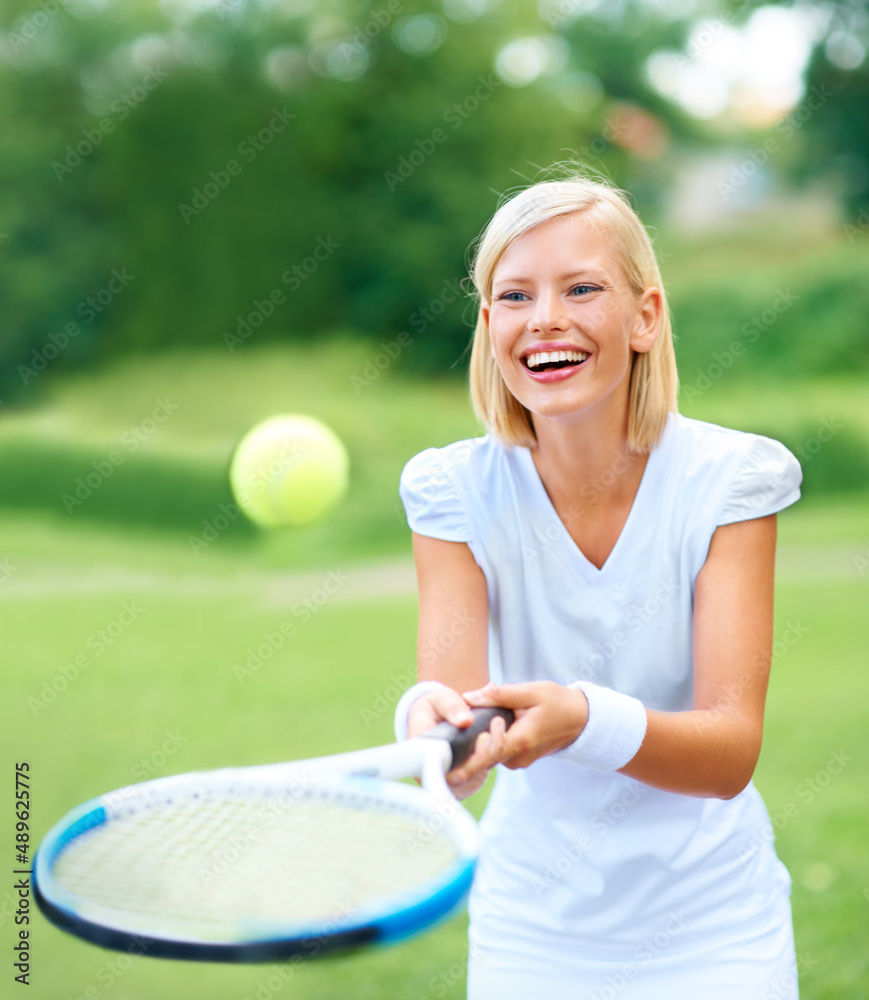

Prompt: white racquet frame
[{"left": 34, "top": 707, "right": 512, "bottom": 963}]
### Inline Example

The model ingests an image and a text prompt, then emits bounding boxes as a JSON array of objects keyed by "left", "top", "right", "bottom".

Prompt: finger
[
  {"left": 462, "top": 681, "right": 499, "bottom": 707},
  {"left": 446, "top": 771, "right": 487, "bottom": 800},
  {"left": 426, "top": 686, "right": 474, "bottom": 728},
  {"left": 464, "top": 682, "right": 538, "bottom": 709},
  {"left": 462, "top": 731, "right": 495, "bottom": 773},
  {"left": 488, "top": 714, "right": 507, "bottom": 738}
]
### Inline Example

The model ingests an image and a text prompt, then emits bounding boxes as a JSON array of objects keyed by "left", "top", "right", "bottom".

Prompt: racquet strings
[{"left": 50, "top": 783, "right": 460, "bottom": 943}]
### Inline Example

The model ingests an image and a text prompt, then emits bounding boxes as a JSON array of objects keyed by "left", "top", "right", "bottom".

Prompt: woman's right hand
[{"left": 407, "top": 686, "right": 503, "bottom": 800}]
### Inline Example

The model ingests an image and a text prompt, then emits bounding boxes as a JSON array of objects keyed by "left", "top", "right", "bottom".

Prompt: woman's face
[{"left": 482, "top": 213, "right": 660, "bottom": 430}]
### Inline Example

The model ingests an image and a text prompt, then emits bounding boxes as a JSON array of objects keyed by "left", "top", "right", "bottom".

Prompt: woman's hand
[
  {"left": 407, "top": 686, "right": 509, "bottom": 800},
  {"left": 459, "top": 681, "right": 589, "bottom": 772}
]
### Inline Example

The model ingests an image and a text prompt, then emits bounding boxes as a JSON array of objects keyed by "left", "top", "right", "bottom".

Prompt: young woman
[{"left": 393, "top": 173, "right": 802, "bottom": 998}]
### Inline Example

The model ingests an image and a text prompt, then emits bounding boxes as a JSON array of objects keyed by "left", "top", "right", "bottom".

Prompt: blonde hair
[{"left": 468, "top": 172, "right": 678, "bottom": 453}]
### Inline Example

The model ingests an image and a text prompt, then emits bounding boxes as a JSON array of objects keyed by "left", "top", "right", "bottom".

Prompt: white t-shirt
[{"left": 399, "top": 414, "right": 803, "bottom": 999}]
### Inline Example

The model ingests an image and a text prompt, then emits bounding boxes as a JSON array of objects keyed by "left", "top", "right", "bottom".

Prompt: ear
[
  {"left": 630, "top": 287, "right": 662, "bottom": 355},
  {"left": 480, "top": 303, "right": 494, "bottom": 359}
]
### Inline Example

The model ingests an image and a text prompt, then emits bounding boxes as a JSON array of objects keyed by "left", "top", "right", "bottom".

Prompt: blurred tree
[
  {"left": 795, "top": 0, "right": 869, "bottom": 216},
  {"left": 0, "top": 0, "right": 864, "bottom": 398},
  {"left": 0, "top": 0, "right": 695, "bottom": 393}
]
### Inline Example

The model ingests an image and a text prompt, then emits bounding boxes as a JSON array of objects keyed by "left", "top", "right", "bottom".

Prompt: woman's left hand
[{"left": 448, "top": 681, "right": 589, "bottom": 779}]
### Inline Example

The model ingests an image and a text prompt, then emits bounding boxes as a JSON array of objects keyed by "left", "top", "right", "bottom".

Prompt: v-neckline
[{"left": 517, "top": 440, "right": 661, "bottom": 578}]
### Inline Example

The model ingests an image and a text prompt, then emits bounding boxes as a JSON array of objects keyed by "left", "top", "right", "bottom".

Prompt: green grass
[
  {"left": 1, "top": 513, "right": 489, "bottom": 1000},
  {"left": 2, "top": 347, "right": 868, "bottom": 996},
  {"left": 759, "top": 574, "right": 869, "bottom": 999},
  {"left": 1, "top": 494, "right": 867, "bottom": 999}
]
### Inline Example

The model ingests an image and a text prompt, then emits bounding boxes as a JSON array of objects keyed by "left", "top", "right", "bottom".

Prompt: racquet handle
[{"left": 421, "top": 707, "right": 515, "bottom": 770}]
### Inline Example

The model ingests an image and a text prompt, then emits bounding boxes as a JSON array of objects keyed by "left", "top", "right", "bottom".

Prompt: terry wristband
[
  {"left": 554, "top": 680, "right": 647, "bottom": 771},
  {"left": 393, "top": 680, "right": 448, "bottom": 742}
]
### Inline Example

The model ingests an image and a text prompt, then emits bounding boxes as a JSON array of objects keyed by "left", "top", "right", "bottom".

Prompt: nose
[{"left": 529, "top": 288, "right": 568, "bottom": 335}]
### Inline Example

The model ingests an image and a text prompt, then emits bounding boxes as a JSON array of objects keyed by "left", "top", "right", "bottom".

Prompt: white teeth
[{"left": 525, "top": 350, "right": 589, "bottom": 370}]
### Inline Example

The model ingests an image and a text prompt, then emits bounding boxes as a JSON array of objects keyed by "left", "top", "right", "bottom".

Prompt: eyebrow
[{"left": 492, "top": 269, "right": 606, "bottom": 287}]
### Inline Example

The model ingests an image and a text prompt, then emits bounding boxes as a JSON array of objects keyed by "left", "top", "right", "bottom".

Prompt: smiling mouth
[{"left": 522, "top": 349, "right": 589, "bottom": 373}]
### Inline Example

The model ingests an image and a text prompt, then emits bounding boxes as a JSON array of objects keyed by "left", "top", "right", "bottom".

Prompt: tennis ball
[{"left": 229, "top": 415, "right": 349, "bottom": 528}]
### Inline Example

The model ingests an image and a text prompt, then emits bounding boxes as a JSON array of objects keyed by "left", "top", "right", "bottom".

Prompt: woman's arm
[
  {"left": 404, "top": 532, "right": 505, "bottom": 798},
  {"left": 412, "top": 532, "right": 489, "bottom": 692},
  {"left": 460, "top": 515, "right": 778, "bottom": 800},
  {"left": 622, "top": 513, "right": 777, "bottom": 797}
]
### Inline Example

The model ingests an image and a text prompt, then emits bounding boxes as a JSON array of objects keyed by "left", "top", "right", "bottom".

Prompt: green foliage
[
  {"left": 668, "top": 234, "right": 869, "bottom": 381},
  {"left": 0, "top": 436, "right": 250, "bottom": 533},
  {"left": 781, "top": 425, "right": 869, "bottom": 496},
  {"left": 1, "top": 0, "right": 866, "bottom": 401},
  {"left": 0, "top": 0, "right": 697, "bottom": 397},
  {"left": 793, "top": 2, "right": 869, "bottom": 216}
]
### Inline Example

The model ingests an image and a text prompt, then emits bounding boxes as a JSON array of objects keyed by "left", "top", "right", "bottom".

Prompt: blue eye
[
  {"left": 570, "top": 284, "right": 601, "bottom": 296},
  {"left": 497, "top": 291, "right": 528, "bottom": 302}
]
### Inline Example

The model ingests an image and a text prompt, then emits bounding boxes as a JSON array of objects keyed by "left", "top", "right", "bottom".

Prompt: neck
[{"left": 530, "top": 398, "right": 644, "bottom": 508}]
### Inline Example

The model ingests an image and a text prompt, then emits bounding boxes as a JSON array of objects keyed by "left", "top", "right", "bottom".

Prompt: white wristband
[
  {"left": 393, "top": 680, "right": 448, "bottom": 742},
  {"left": 554, "top": 681, "right": 647, "bottom": 771}
]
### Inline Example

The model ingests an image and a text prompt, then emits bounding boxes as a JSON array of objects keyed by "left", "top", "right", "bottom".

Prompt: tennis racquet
[{"left": 34, "top": 707, "right": 513, "bottom": 963}]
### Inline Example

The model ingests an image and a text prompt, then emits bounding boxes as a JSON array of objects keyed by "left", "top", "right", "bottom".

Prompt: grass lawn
[
  {"left": 2, "top": 492, "right": 867, "bottom": 1000},
  {"left": 2, "top": 348, "right": 867, "bottom": 997}
]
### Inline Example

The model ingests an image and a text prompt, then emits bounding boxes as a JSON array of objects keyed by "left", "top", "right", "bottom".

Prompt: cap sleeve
[
  {"left": 717, "top": 435, "right": 802, "bottom": 526},
  {"left": 399, "top": 447, "right": 472, "bottom": 543}
]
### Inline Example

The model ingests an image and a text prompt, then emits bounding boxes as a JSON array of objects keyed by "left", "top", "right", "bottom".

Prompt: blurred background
[{"left": 2, "top": 0, "right": 867, "bottom": 997}]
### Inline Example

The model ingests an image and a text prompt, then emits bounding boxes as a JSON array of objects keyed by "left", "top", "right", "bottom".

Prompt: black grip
[{"left": 419, "top": 707, "right": 515, "bottom": 769}]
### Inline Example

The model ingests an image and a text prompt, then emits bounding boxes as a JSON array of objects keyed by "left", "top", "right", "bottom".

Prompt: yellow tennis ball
[{"left": 229, "top": 415, "right": 349, "bottom": 528}]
